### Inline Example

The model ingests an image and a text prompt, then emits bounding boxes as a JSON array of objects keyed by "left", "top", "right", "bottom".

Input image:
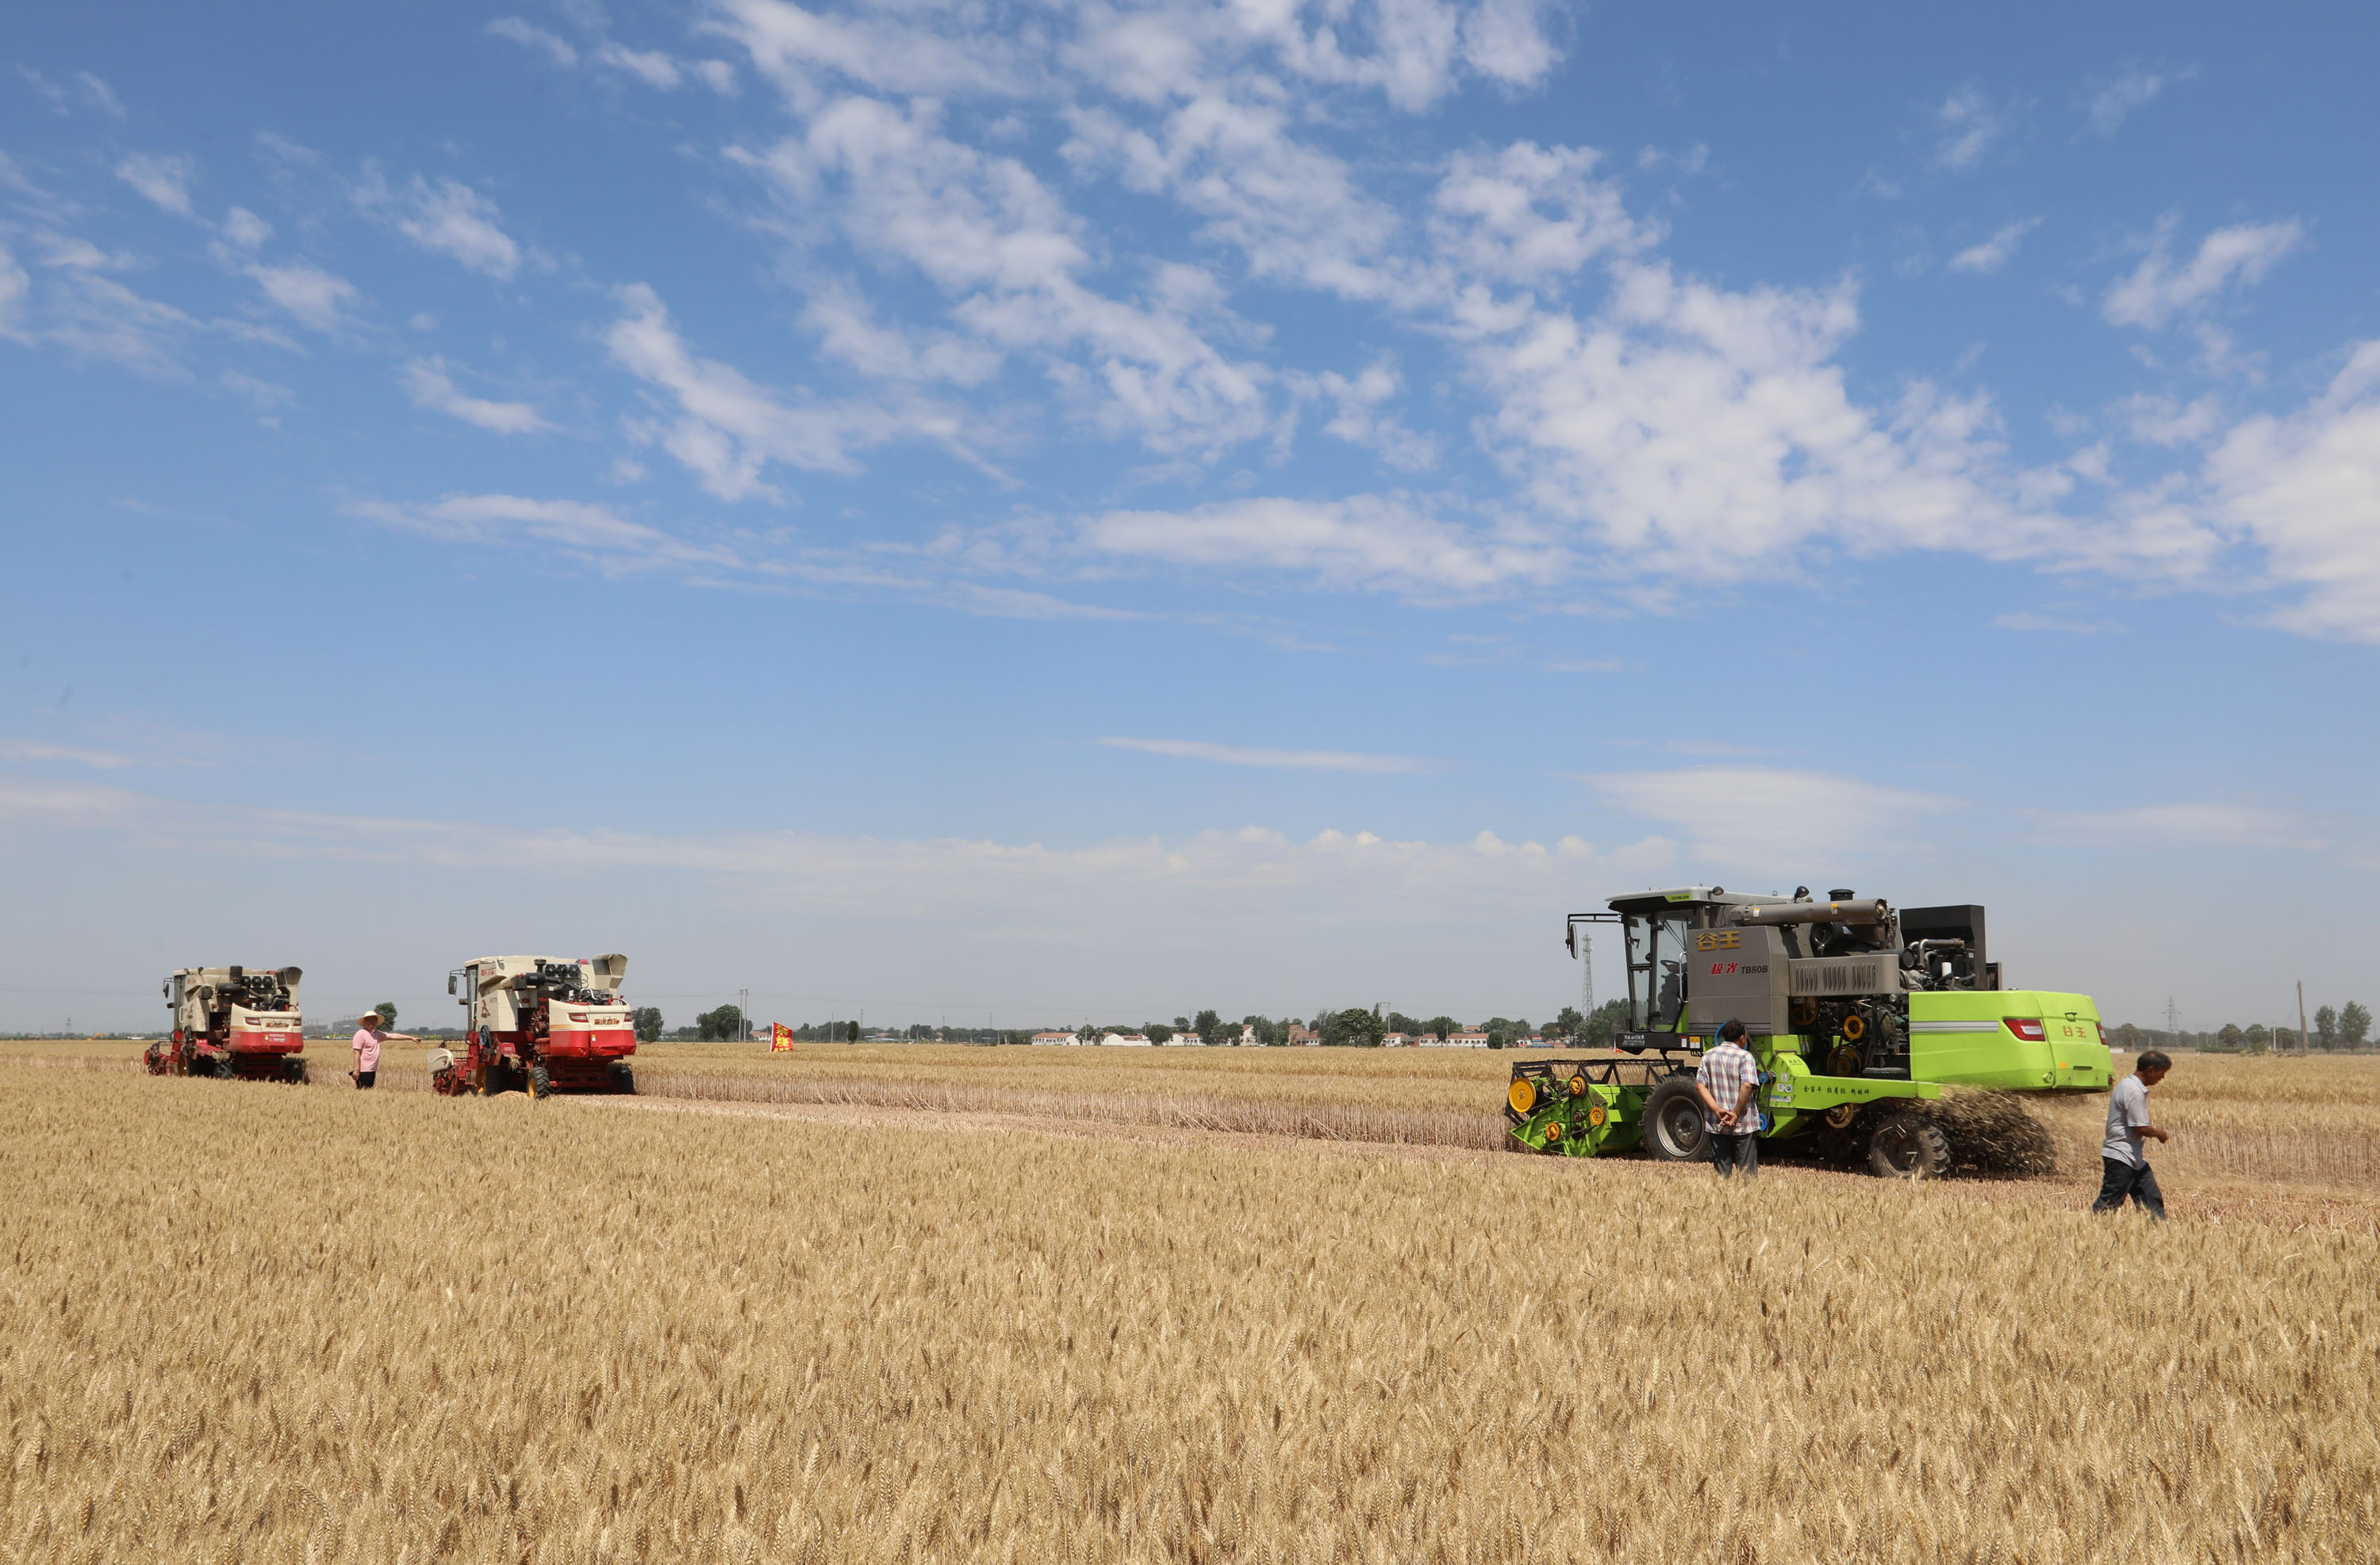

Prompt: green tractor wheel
[{"left": 1641, "top": 1076, "right": 1707, "bottom": 1163}]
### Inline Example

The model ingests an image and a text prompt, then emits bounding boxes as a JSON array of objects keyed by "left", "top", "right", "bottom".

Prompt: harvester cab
[
  {"left": 1511, "top": 886, "right": 2113, "bottom": 1176},
  {"left": 148, "top": 965, "right": 308, "bottom": 1083},
  {"left": 432, "top": 953, "right": 635, "bottom": 1099}
]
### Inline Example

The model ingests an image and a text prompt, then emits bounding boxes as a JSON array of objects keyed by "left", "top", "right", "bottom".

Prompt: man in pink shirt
[{"left": 350, "top": 1011, "right": 415, "bottom": 1090}]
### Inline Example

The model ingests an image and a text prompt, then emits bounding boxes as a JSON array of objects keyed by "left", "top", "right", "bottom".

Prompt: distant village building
[
  {"left": 1381, "top": 1032, "right": 1413, "bottom": 1047},
  {"left": 1100, "top": 1032, "right": 1154, "bottom": 1046},
  {"left": 1173, "top": 1033, "right": 1203, "bottom": 1047},
  {"left": 1287, "top": 1023, "right": 1319, "bottom": 1046},
  {"left": 1031, "top": 1031, "right": 1076, "bottom": 1045}
]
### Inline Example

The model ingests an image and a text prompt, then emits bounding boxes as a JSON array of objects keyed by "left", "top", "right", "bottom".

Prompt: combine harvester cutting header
[
  {"left": 148, "top": 966, "right": 308, "bottom": 1083},
  {"left": 432, "top": 954, "right": 637, "bottom": 1099},
  {"left": 1508, "top": 888, "right": 2111, "bottom": 1176}
]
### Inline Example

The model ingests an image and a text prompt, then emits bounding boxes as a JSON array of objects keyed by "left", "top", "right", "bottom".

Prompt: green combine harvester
[{"left": 1508, "top": 887, "right": 2112, "bottom": 1177}]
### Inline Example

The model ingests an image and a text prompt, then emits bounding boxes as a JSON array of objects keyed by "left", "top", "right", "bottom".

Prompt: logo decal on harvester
[{"left": 1693, "top": 931, "right": 1743, "bottom": 952}]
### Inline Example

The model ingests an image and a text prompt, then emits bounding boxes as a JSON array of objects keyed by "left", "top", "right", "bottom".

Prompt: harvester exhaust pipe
[{"left": 1736, "top": 898, "right": 1890, "bottom": 926}]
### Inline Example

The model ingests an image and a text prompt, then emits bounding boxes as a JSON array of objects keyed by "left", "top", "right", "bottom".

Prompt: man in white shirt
[
  {"left": 2092, "top": 1049, "right": 2171, "bottom": 1219},
  {"left": 1695, "top": 1018, "right": 1762, "bottom": 1179}
]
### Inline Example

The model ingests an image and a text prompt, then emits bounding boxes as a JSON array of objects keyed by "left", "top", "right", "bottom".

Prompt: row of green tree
[
  {"left": 627, "top": 998, "right": 1644, "bottom": 1048},
  {"left": 2110, "top": 1000, "right": 2370, "bottom": 1055}
]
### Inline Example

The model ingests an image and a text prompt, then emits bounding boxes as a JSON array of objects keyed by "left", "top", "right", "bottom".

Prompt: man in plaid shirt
[{"left": 1695, "top": 1018, "right": 1762, "bottom": 1179}]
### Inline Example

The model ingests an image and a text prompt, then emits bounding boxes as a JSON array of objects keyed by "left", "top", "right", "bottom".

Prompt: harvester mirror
[{"left": 447, "top": 974, "right": 457, "bottom": 995}]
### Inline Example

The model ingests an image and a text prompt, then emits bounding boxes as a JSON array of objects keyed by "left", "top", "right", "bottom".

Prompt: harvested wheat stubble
[{"left": 4, "top": 1070, "right": 2378, "bottom": 1565}]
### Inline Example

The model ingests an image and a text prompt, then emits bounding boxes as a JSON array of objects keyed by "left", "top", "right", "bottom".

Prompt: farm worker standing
[
  {"left": 2092, "top": 1049, "right": 2172, "bottom": 1219},
  {"left": 1695, "top": 1018, "right": 1761, "bottom": 1180},
  {"left": 349, "top": 1012, "right": 416, "bottom": 1091}
]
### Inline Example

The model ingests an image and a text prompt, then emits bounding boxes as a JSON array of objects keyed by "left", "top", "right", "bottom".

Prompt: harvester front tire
[
  {"left": 608, "top": 1063, "right": 635, "bottom": 1095},
  {"left": 1641, "top": 1076, "right": 1708, "bottom": 1163},
  {"left": 1867, "top": 1113, "right": 1952, "bottom": 1180},
  {"left": 286, "top": 1058, "right": 309, "bottom": 1086},
  {"left": 529, "top": 1062, "right": 553, "bottom": 1099}
]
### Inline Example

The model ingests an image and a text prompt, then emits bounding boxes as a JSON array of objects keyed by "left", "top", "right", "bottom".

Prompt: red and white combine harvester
[
  {"left": 148, "top": 965, "right": 308, "bottom": 1083},
  {"left": 432, "top": 954, "right": 636, "bottom": 1098}
]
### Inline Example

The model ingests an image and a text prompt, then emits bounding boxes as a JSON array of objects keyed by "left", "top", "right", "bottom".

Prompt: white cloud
[
  {"left": 218, "top": 369, "right": 294, "bottom": 415},
  {"left": 2086, "top": 67, "right": 2185, "bottom": 136},
  {"left": 1080, "top": 495, "right": 1560, "bottom": 593},
  {"left": 220, "top": 206, "right": 272, "bottom": 250},
  {"left": 2204, "top": 342, "right": 2380, "bottom": 642},
  {"left": 247, "top": 261, "right": 358, "bottom": 332},
  {"left": 751, "top": 94, "right": 1273, "bottom": 455},
  {"left": 2026, "top": 803, "right": 2324, "bottom": 850},
  {"left": 401, "top": 358, "right": 554, "bottom": 435},
  {"left": 606, "top": 282, "right": 954, "bottom": 498},
  {"left": 601, "top": 43, "right": 684, "bottom": 89},
  {"left": 1589, "top": 766, "right": 1965, "bottom": 872},
  {"left": 0, "top": 740, "right": 136, "bottom": 769},
  {"left": 487, "top": 16, "right": 580, "bottom": 67},
  {"left": 0, "top": 774, "right": 1652, "bottom": 940},
  {"left": 114, "top": 152, "right": 197, "bottom": 215},
  {"left": 78, "top": 71, "right": 125, "bottom": 116},
  {"left": 2120, "top": 393, "right": 2221, "bottom": 448},
  {"left": 2103, "top": 220, "right": 2305, "bottom": 330},
  {"left": 0, "top": 244, "right": 26, "bottom": 336},
  {"left": 1933, "top": 87, "right": 2010, "bottom": 171},
  {"left": 1096, "top": 738, "right": 1429, "bottom": 773},
  {"left": 350, "top": 493, "right": 741, "bottom": 575},
  {"left": 1946, "top": 217, "right": 2041, "bottom": 275},
  {"left": 357, "top": 172, "right": 523, "bottom": 279},
  {"left": 1990, "top": 611, "right": 2121, "bottom": 634}
]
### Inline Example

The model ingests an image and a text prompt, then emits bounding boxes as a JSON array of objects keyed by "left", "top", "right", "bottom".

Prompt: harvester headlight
[
  {"left": 1508, "top": 1079, "right": 1538, "bottom": 1115},
  {"left": 1566, "top": 1074, "right": 1587, "bottom": 1099}
]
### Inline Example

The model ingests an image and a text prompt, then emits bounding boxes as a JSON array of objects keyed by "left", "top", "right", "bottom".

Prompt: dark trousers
[
  {"left": 1711, "top": 1133, "right": 1758, "bottom": 1179},
  {"left": 2092, "top": 1156, "right": 2163, "bottom": 1218},
  {"left": 355, "top": 1069, "right": 376, "bottom": 1090}
]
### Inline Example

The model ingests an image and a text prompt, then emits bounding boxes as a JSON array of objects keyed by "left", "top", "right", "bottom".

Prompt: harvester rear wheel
[
  {"left": 286, "top": 1057, "right": 309, "bottom": 1086},
  {"left": 1867, "top": 1113, "right": 1952, "bottom": 1180},
  {"left": 609, "top": 1063, "right": 635, "bottom": 1095},
  {"left": 529, "top": 1061, "right": 553, "bottom": 1099},
  {"left": 209, "top": 1053, "right": 233, "bottom": 1080},
  {"left": 1641, "top": 1076, "right": 1707, "bottom": 1163}
]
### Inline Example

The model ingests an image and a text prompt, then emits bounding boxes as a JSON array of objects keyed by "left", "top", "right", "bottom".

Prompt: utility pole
[
  {"left": 2298, "top": 980, "right": 2310, "bottom": 1057},
  {"left": 1579, "top": 925, "right": 1595, "bottom": 1021},
  {"left": 2163, "top": 995, "right": 2181, "bottom": 1051},
  {"left": 739, "top": 988, "right": 750, "bottom": 1042}
]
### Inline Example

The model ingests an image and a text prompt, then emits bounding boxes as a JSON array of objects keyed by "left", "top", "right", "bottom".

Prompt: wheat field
[{"left": 4, "top": 1066, "right": 2378, "bottom": 1563}]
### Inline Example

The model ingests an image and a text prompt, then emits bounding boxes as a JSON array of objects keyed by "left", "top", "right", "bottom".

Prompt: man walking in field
[
  {"left": 2093, "top": 1049, "right": 2171, "bottom": 1219},
  {"left": 1695, "top": 1018, "right": 1762, "bottom": 1179}
]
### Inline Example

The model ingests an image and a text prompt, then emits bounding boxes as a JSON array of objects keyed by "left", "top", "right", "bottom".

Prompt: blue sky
[{"left": 2, "top": 1, "right": 2374, "bottom": 1036}]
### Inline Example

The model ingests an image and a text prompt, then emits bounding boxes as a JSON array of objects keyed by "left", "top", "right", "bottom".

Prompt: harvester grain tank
[
  {"left": 432, "top": 954, "right": 635, "bottom": 1098},
  {"left": 1508, "top": 887, "right": 2112, "bottom": 1176},
  {"left": 148, "top": 966, "right": 308, "bottom": 1083}
]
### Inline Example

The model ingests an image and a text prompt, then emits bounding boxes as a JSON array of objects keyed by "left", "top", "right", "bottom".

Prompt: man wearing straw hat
[{"left": 350, "top": 1007, "right": 416, "bottom": 1090}]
